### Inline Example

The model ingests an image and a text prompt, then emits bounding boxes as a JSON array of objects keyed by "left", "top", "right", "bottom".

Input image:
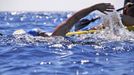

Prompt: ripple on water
[{"left": 0, "top": 12, "right": 134, "bottom": 75}]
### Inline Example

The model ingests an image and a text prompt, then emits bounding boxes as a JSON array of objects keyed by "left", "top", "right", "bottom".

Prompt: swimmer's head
[
  {"left": 124, "top": 2, "right": 134, "bottom": 17},
  {"left": 28, "top": 28, "right": 49, "bottom": 37},
  {"left": 28, "top": 30, "right": 39, "bottom": 36},
  {"left": 127, "top": 5, "right": 134, "bottom": 17}
]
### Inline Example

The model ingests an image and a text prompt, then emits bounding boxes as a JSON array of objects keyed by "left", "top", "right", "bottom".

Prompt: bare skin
[
  {"left": 122, "top": 15, "right": 134, "bottom": 26},
  {"left": 51, "top": 3, "right": 114, "bottom": 36},
  {"left": 71, "top": 2, "right": 134, "bottom": 31},
  {"left": 122, "top": 3, "right": 134, "bottom": 26},
  {"left": 36, "top": 3, "right": 114, "bottom": 37}
]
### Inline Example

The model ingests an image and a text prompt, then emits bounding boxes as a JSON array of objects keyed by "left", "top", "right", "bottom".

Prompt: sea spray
[{"left": 95, "top": 11, "right": 134, "bottom": 41}]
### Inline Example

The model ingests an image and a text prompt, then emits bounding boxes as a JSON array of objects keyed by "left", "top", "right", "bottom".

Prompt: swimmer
[
  {"left": 52, "top": 3, "right": 114, "bottom": 36},
  {"left": 13, "top": 3, "right": 114, "bottom": 37},
  {"left": 74, "top": 2, "right": 134, "bottom": 31},
  {"left": 122, "top": 2, "right": 134, "bottom": 27}
]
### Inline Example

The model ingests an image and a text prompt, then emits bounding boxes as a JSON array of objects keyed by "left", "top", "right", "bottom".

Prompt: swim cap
[
  {"left": 13, "top": 29, "right": 26, "bottom": 35},
  {"left": 28, "top": 29, "right": 39, "bottom": 36}
]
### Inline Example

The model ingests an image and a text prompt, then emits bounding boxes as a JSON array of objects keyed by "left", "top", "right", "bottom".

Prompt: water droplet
[
  {"left": 105, "top": 53, "right": 108, "bottom": 56},
  {"left": 96, "top": 53, "right": 100, "bottom": 56},
  {"left": 81, "top": 60, "right": 90, "bottom": 65},
  {"left": 76, "top": 70, "right": 79, "bottom": 75},
  {"left": 101, "top": 68, "right": 104, "bottom": 72},
  {"left": 105, "top": 58, "right": 109, "bottom": 61}
]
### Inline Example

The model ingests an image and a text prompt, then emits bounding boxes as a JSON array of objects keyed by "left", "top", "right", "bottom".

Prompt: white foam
[{"left": 95, "top": 11, "right": 134, "bottom": 41}]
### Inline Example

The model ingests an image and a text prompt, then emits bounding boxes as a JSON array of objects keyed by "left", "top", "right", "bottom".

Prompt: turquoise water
[{"left": 0, "top": 12, "right": 134, "bottom": 75}]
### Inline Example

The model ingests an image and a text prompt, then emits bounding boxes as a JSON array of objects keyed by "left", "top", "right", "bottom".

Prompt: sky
[{"left": 0, "top": 0, "right": 124, "bottom": 11}]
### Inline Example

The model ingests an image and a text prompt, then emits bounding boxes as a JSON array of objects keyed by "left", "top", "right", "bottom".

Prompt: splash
[{"left": 95, "top": 11, "right": 134, "bottom": 41}]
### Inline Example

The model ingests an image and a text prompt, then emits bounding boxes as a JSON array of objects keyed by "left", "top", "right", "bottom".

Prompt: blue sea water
[{"left": 0, "top": 12, "right": 134, "bottom": 75}]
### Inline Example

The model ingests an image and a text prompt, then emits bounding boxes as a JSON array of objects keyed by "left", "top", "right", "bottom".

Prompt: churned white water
[{"left": 94, "top": 11, "right": 134, "bottom": 41}]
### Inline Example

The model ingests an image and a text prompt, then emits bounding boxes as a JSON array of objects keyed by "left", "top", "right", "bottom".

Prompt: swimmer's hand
[{"left": 93, "top": 3, "right": 114, "bottom": 14}]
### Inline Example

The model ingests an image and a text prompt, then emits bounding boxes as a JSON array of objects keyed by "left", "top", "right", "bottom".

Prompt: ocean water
[{"left": 0, "top": 12, "right": 134, "bottom": 75}]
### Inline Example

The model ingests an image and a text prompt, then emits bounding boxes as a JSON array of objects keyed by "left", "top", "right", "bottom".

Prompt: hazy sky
[{"left": 0, "top": 0, "right": 124, "bottom": 11}]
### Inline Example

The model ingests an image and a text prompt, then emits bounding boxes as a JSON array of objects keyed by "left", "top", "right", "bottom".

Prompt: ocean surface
[{"left": 0, "top": 12, "right": 134, "bottom": 75}]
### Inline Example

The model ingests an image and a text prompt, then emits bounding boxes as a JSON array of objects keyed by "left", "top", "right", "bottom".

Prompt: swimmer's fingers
[
  {"left": 100, "top": 7, "right": 114, "bottom": 14},
  {"left": 93, "top": 3, "right": 114, "bottom": 14},
  {"left": 101, "top": 11, "right": 108, "bottom": 14},
  {"left": 107, "top": 4, "right": 114, "bottom": 9},
  {"left": 106, "top": 4, "right": 114, "bottom": 12},
  {"left": 106, "top": 9, "right": 114, "bottom": 12},
  {"left": 103, "top": 4, "right": 114, "bottom": 13}
]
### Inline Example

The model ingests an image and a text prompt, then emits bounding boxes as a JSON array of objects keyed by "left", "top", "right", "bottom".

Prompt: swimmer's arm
[
  {"left": 52, "top": 7, "right": 95, "bottom": 36},
  {"left": 122, "top": 15, "right": 134, "bottom": 26},
  {"left": 52, "top": 3, "right": 114, "bottom": 36}
]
